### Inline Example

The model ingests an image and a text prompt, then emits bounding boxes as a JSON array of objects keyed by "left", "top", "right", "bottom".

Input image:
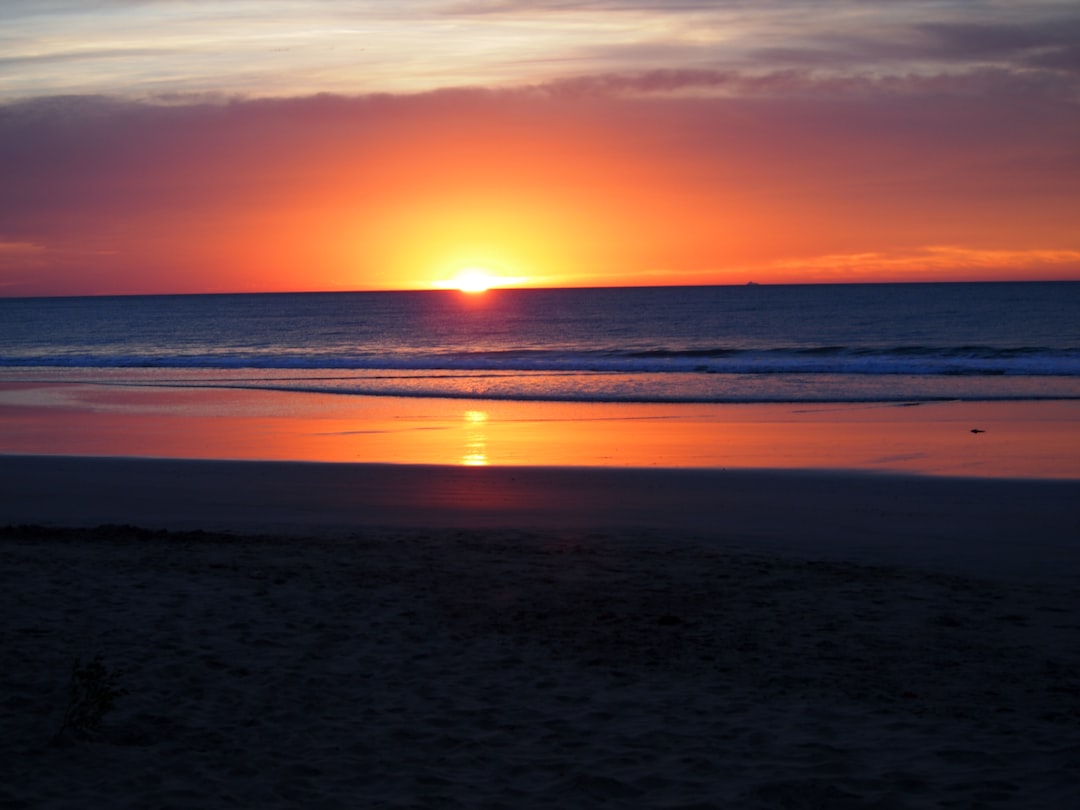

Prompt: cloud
[
  {"left": 5, "top": 1, "right": 1080, "bottom": 100},
  {"left": 0, "top": 239, "right": 46, "bottom": 257},
  {"left": 528, "top": 64, "right": 1080, "bottom": 102},
  {"left": 1026, "top": 43, "right": 1080, "bottom": 74},
  {"left": 765, "top": 247, "right": 1080, "bottom": 278},
  {"left": 0, "top": 47, "right": 176, "bottom": 71},
  {"left": 441, "top": 0, "right": 744, "bottom": 13},
  {"left": 0, "top": 239, "right": 49, "bottom": 292},
  {"left": 916, "top": 19, "right": 1080, "bottom": 60}
]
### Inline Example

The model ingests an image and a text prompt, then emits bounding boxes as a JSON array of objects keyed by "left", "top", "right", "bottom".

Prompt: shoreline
[{"left": 1, "top": 381, "right": 1079, "bottom": 477}]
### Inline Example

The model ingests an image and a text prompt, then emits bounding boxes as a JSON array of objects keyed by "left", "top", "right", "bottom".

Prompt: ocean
[{"left": 1, "top": 282, "right": 1078, "bottom": 404}]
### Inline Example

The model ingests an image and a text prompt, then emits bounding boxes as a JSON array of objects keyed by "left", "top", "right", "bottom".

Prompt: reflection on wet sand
[
  {"left": 461, "top": 409, "right": 489, "bottom": 466},
  {"left": 0, "top": 382, "right": 1077, "bottom": 478}
]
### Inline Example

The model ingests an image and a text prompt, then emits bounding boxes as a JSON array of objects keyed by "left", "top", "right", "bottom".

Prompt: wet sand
[
  {"left": 1, "top": 454, "right": 1079, "bottom": 580},
  {"left": 1, "top": 381, "right": 1078, "bottom": 477}
]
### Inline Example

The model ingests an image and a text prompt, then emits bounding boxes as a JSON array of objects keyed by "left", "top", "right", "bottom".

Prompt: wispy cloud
[
  {"left": 3, "top": 1, "right": 1078, "bottom": 99},
  {"left": 0, "top": 239, "right": 46, "bottom": 257},
  {"left": 760, "top": 247, "right": 1080, "bottom": 281},
  {"left": 0, "top": 239, "right": 48, "bottom": 292}
]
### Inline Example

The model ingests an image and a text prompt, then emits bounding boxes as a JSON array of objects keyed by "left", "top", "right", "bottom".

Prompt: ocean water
[{"left": 1, "top": 282, "right": 1078, "bottom": 404}]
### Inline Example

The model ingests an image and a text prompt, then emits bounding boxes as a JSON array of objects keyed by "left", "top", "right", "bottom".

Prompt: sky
[{"left": 2, "top": 1, "right": 1079, "bottom": 295}]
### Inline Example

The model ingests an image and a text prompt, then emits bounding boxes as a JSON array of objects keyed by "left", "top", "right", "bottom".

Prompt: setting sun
[
  {"left": 455, "top": 267, "right": 494, "bottom": 293},
  {"left": 433, "top": 266, "right": 528, "bottom": 293}
]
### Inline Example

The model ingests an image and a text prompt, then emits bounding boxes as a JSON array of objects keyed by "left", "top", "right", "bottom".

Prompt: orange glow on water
[{"left": 1, "top": 383, "right": 1077, "bottom": 479}]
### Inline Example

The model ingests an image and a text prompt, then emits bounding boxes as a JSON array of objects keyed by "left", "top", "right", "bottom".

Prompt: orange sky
[{"left": 2, "top": 3, "right": 1080, "bottom": 295}]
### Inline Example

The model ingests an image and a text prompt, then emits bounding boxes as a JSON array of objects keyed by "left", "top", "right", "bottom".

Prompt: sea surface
[{"left": 1, "top": 282, "right": 1078, "bottom": 404}]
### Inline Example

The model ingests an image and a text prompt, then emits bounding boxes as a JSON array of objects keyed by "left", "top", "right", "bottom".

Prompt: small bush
[{"left": 55, "top": 655, "right": 127, "bottom": 743}]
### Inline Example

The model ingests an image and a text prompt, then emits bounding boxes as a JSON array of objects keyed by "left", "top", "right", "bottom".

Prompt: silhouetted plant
[{"left": 55, "top": 655, "right": 126, "bottom": 743}]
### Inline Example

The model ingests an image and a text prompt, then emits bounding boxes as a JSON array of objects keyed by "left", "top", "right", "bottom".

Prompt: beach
[
  {"left": 2, "top": 456, "right": 1079, "bottom": 808},
  {"left": 2, "top": 380, "right": 1079, "bottom": 478},
  {"left": 4, "top": 3, "right": 1080, "bottom": 803},
  {"left": 2, "top": 330, "right": 1079, "bottom": 810}
]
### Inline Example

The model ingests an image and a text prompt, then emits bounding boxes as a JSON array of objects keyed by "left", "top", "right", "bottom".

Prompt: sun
[
  {"left": 453, "top": 267, "right": 494, "bottom": 293},
  {"left": 431, "top": 263, "right": 530, "bottom": 293}
]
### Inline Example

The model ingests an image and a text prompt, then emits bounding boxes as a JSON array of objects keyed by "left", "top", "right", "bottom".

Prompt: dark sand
[
  {"left": 2, "top": 454, "right": 1078, "bottom": 580},
  {"left": 1, "top": 456, "right": 1079, "bottom": 808}
]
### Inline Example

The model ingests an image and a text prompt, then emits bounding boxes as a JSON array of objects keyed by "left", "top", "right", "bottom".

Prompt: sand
[
  {"left": 2, "top": 457, "right": 1079, "bottom": 808},
  {"left": 2, "top": 381, "right": 1079, "bottom": 478}
]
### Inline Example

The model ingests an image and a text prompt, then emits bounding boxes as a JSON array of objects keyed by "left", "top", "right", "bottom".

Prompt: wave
[
  {"left": 207, "top": 382, "right": 1080, "bottom": 405},
  {"left": 5, "top": 366, "right": 1080, "bottom": 404},
  {"left": 2, "top": 345, "right": 1078, "bottom": 377}
]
